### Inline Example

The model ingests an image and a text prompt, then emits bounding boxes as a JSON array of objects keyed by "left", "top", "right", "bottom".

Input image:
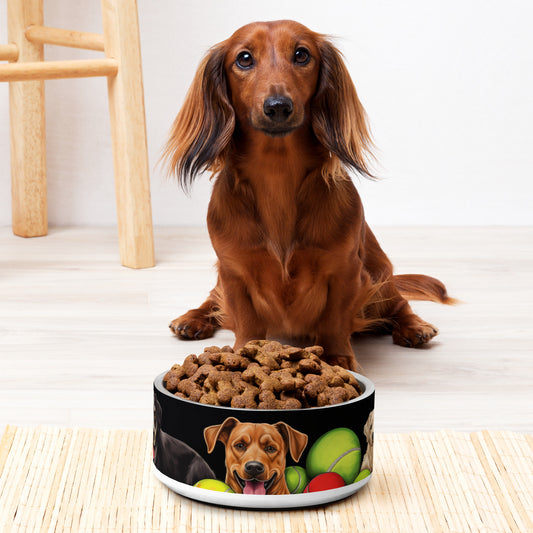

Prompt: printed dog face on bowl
[
  {"left": 153, "top": 371, "right": 374, "bottom": 508},
  {"left": 204, "top": 418, "right": 308, "bottom": 495}
]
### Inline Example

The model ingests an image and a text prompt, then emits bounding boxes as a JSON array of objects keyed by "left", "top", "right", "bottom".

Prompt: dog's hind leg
[
  {"left": 363, "top": 282, "right": 441, "bottom": 348},
  {"left": 360, "top": 225, "right": 448, "bottom": 348},
  {"left": 390, "top": 274, "right": 456, "bottom": 347},
  {"left": 169, "top": 283, "right": 222, "bottom": 340}
]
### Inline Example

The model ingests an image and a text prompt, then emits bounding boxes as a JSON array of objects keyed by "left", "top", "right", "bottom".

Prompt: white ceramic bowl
[{"left": 153, "top": 371, "right": 375, "bottom": 509}]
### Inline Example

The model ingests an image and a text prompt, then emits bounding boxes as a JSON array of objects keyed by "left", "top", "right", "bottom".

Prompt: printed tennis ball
[
  {"left": 306, "top": 427, "right": 361, "bottom": 484},
  {"left": 193, "top": 479, "right": 235, "bottom": 493},
  {"left": 285, "top": 466, "right": 308, "bottom": 494},
  {"left": 303, "top": 472, "right": 345, "bottom": 493},
  {"left": 354, "top": 469, "right": 371, "bottom": 483}
]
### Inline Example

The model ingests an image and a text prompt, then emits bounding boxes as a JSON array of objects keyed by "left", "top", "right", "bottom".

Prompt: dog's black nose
[
  {"left": 244, "top": 461, "right": 265, "bottom": 477},
  {"left": 263, "top": 96, "right": 293, "bottom": 122}
]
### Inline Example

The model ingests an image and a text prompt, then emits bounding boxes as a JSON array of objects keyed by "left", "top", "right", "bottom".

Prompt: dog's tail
[{"left": 393, "top": 274, "right": 458, "bottom": 305}]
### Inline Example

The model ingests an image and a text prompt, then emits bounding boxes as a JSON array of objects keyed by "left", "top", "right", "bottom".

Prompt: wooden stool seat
[{"left": 0, "top": 0, "right": 155, "bottom": 269}]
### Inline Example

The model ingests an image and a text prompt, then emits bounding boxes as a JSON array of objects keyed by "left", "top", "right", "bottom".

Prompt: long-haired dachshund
[{"left": 165, "top": 20, "right": 454, "bottom": 371}]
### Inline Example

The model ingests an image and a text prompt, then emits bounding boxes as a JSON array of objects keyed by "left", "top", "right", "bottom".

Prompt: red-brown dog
[
  {"left": 204, "top": 417, "right": 308, "bottom": 495},
  {"left": 165, "top": 20, "right": 454, "bottom": 371}
]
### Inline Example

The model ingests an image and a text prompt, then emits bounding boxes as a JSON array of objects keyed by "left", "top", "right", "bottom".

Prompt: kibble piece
[
  {"left": 280, "top": 391, "right": 304, "bottom": 409},
  {"left": 216, "top": 383, "right": 235, "bottom": 406},
  {"left": 317, "top": 387, "right": 349, "bottom": 406},
  {"left": 204, "top": 346, "right": 222, "bottom": 353},
  {"left": 246, "top": 340, "right": 269, "bottom": 347},
  {"left": 320, "top": 363, "right": 345, "bottom": 387},
  {"left": 189, "top": 364, "right": 215, "bottom": 385},
  {"left": 231, "top": 389, "right": 257, "bottom": 409},
  {"left": 283, "top": 397, "right": 302, "bottom": 409},
  {"left": 177, "top": 378, "right": 201, "bottom": 397},
  {"left": 332, "top": 365, "right": 360, "bottom": 387},
  {"left": 164, "top": 375, "right": 181, "bottom": 392},
  {"left": 182, "top": 354, "right": 199, "bottom": 377},
  {"left": 280, "top": 360, "right": 297, "bottom": 373},
  {"left": 238, "top": 345, "right": 259, "bottom": 359},
  {"left": 199, "top": 392, "right": 218, "bottom": 405},
  {"left": 186, "top": 388, "right": 203, "bottom": 402},
  {"left": 165, "top": 363, "right": 186, "bottom": 379},
  {"left": 269, "top": 370, "right": 300, "bottom": 392},
  {"left": 242, "top": 363, "right": 271, "bottom": 386},
  {"left": 198, "top": 351, "right": 221, "bottom": 366},
  {"left": 254, "top": 351, "right": 281, "bottom": 370},
  {"left": 304, "top": 375, "right": 327, "bottom": 400},
  {"left": 262, "top": 340, "right": 283, "bottom": 352},
  {"left": 257, "top": 389, "right": 278, "bottom": 409},
  {"left": 305, "top": 346, "right": 324, "bottom": 357},
  {"left": 221, "top": 352, "right": 249, "bottom": 370},
  {"left": 343, "top": 383, "right": 360, "bottom": 400},
  {"left": 280, "top": 346, "right": 305, "bottom": 360},
  {"left": 298, "top": 358, "right": 321, "bottom": 374}
]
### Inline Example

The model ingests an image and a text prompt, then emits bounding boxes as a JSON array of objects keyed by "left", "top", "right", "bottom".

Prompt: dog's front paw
[
  {"left": 392, "top": 314, "right": 438, "bottom": 348},
  {"left": 169, "top": 310, "right": 216, "bottom": 340}
]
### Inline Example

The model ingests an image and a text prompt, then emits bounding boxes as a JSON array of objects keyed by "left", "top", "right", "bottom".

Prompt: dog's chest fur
[{"left": 209, "top": 166, "right": 362, "bottom": 334}]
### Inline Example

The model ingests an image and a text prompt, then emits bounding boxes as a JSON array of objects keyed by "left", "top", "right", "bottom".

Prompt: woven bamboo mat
[{"left": 0, "top": 427, "right": 531, "bottom": 533}]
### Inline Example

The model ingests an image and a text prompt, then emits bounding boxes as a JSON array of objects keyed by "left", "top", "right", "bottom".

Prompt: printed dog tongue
[{"left": 243, "top": 480, "right": 266, "bottom": 495}]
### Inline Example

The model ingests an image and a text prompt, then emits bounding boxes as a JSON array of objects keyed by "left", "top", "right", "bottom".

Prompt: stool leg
[
  {"left": 8, "top": 0, "right": 47, "bottom": 237},
  {"left": 101, "top": 0, "right": 155, "bottom": 269}
]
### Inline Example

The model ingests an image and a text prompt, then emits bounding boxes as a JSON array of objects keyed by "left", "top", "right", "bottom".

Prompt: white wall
[{"left": 1, "top": 0, "right": 532, "bottom": 227}]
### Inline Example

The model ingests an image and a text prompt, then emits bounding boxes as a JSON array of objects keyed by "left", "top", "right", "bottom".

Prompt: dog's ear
[
  {"left": 273, "top": 422, "right": 308, "bottom": 463},
  {"left": 163, "top": 42, "right": 235, "bottom": 191},
  {"left": 312, "top": 38, "right": 374, "bottom": 181},
  {"left": 204, "top": 416, "right": 239, "bottom": 454}
]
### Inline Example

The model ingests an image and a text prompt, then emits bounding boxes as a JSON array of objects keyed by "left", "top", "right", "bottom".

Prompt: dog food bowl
[{"left": 153, "top": 371, "right": 374, "bottom": 509}]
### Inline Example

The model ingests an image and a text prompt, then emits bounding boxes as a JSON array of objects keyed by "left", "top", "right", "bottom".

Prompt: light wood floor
[{"left": 1, "top": 226, "right": 532, "bottom": 434}]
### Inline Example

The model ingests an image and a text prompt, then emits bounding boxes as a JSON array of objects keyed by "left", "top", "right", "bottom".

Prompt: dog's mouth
[
  {"left": 259, "top": 126, "right": 297, "bottom": 138},
  {"left": 233, "top": 471, "right": 277, "bottom": 495},
  {"left": 250, "top": 113, "right": 304, "bottom": 138}
]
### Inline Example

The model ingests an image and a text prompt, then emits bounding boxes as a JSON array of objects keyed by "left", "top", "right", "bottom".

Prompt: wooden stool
[{"left": 0, "top": 0, "right": 155, "bottom": 269}]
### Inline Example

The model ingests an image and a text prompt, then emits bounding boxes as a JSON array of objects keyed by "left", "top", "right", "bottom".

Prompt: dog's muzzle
[
  {"left": 233, "top": 463, "right": 277, "bottom": 495},
  {"left": 254, "top": 95, "right": 300, "bottom": 137}
]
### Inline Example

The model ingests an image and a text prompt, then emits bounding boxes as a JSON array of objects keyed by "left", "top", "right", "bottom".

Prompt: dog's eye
[
  {"left": 294, "top": 47, "right": 310, "bottom": 65},
  {"left": 236, "top": 51, "right": 254, "bottom": 70},
  {"left": 265, "top": 445, "right": 277, "bottom": 454},
  {"left": 234, "top": 442, "right": 247, "bottom": 451}
]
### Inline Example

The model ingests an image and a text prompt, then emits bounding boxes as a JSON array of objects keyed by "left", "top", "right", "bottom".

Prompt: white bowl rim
[
  {"left": 152, "top": 462, "right": 372, "bottom": 509},
  {"left": 154, "top": 369, "right": 374, "bottom": 412}
]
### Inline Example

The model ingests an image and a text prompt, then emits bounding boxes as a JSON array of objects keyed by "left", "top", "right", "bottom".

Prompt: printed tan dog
[{"left": 204, "top": 417, "right": 308, "bottom": 495}]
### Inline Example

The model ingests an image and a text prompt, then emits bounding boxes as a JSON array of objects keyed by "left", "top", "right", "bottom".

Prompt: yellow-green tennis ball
[
  {"left": 306, "top": 428, "right": 361, "bottom": 484},
  {"left": 285, "top": 466, "right": 308, "bottom": 494},
  {"left": 354, "top": 469, "right": 371, "bottom": 483},
  {"left": 194, "top": 479, "right": 235, "bottom": 493}
]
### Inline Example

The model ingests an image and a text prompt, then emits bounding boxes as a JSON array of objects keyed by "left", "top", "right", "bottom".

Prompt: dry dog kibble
[
  {"left": 181, "top": 354, "right": 199, "bottom": 377},
  {"left": 298, "top": 358, "right": 321, "bottom": 374},
  {"left": 162, "top": 341, "right": 362, "bottom": 408}
]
